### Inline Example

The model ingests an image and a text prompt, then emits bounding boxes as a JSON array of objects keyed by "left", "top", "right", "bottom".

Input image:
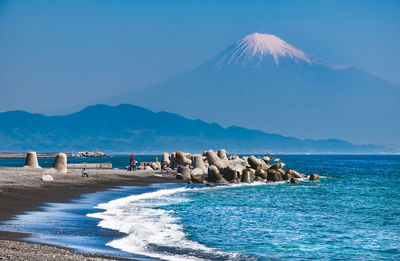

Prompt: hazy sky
[{"left": 1, "top": 0, "right": 399, "bottom": 113}]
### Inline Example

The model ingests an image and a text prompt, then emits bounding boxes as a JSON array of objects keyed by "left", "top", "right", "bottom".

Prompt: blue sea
[{"left": 1, "top": 155, "right": 399, "bottom": 260}]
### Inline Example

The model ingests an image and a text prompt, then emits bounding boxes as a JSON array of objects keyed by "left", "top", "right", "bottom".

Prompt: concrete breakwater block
[
  {"left": 71, "top": 151, "right": 108, "bottom": 157},
  {"left": 53, "top": 153, "right": 67, "bottom": 172},
  {"left": 24, "top": 152, "right": 41, "bottom": 168},
  {"left": 309, "top": 174, "right": 320, "bottom": 181},
  {"left": 154, "top": 148, "right": 314, "bottom": 186},
  {"left": 161, "top": 153, "right": 170, "bottom": 169},
  {"left": 217, "top": 149, "right": 228, "bottom": 160},
  {"left": 191, "top": 155, "right": 207, "bottom": 175},
  {"left": 67, "top": 163, "right": 112, "bottom": 169},
  {"left": 41, "top": 174, "right": 54, "bottom": 181},
  {"left": 176, "top": 151, "right": 192, "bottom": 166},
  {"left": 45, "top": 153, "right": 68, "bottom": 173}
]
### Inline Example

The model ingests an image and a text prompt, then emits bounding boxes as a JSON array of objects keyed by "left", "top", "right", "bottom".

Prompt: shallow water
[{"left": 1, "top": 155, "right": 400, "bottom": 260}]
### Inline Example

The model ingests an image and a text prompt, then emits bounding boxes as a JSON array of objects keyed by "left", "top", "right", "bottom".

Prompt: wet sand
[{"left": 0, "top": 167, "right": 182, "bottom": 260}]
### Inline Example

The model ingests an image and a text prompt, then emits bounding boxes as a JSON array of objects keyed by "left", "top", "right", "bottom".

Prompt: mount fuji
[
  {"left": 216, "top": 33, "right": 312, "bottom": 67},
  {"left": 108, "top": 33, "right": 400, "bottom": 149}
]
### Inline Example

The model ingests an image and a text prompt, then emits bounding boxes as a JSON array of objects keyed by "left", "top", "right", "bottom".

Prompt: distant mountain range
[
  {"left": 107, "top": 32, "right": 400, "bottom": 149},
  {"left": 0, "top": 104, "right": 393, "bottom": 153}
]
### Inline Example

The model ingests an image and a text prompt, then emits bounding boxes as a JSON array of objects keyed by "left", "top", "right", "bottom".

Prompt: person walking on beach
[{"left": 81, "top": 168, "right": 88, "bottom": 177}]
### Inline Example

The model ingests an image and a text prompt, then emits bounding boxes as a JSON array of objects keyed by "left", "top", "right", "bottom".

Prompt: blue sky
[{"left": 0, "top": 0, "right": 399, "bottom": 113}]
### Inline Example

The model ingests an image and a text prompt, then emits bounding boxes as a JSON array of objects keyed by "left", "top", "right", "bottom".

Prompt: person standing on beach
[{"left": 129, "top": 154, "right": 134, "bottom": 171}]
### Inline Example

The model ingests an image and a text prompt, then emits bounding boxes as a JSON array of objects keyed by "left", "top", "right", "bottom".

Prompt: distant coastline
[
  {"left": 1, "top": 151, "right": 398, "bottom": 159},
  {"left": 0, "top": 152, "right": 108, "bottom": 159},
  {"left": 0, "top": 104, "right": 395, "bottom": 154}
]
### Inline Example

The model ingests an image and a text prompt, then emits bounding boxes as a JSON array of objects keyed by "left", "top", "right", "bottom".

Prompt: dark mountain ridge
[{"left": 0, "top": 104, "right": 393, "bottom": 153}]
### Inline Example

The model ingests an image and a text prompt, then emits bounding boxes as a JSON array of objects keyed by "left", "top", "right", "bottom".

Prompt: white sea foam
[
  {"left": 88, "top": 185, "right": 236, "bottom": 260},
  {"left": 87, "top": 181, "right": 294, "bottom": 260}
]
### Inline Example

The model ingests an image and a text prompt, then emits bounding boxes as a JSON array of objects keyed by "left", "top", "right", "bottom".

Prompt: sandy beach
[{"left": 0, "top": 166, "right": 182, "bottom": 260}]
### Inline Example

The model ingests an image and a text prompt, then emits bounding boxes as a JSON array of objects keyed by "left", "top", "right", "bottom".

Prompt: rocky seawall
[
  {"left": 136, "top": 149, "right": 319, "bottom": 184},
  {"left": 71, "top": 151, "right": 108, "bottom": 158}
]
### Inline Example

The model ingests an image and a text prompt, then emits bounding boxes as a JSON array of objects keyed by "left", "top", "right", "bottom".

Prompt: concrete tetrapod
[
  {"left": 267, "top": 169, "right": 283, "bottom": 182},
  {"left": 262, "top": 156, "right": 270, "bottom": 164},
  {"left": 150, "top": 162, "right": 160, "bottom": 170},
  {"left": 205, "top": 150, "right": 230, "bottom": 170},
  {"left": 241, "top": 168, "right": 255, "bottom": 183},
  {"left": 217, "top": 149, "right": 228, "bottom": 160},
  {"left": 170, "top": 153, "right": 177, "bottom": 169},
  {"left": 50, "top": 153, "right": 68, "bottom": 173},
  {"left": 161, "top": 152, "right": 170, "bottom": 169},
  {"left": 269, "top": 162, "right": 286, "bottom": 170},
  {"left": 24, "top": 152, "right": 41, "bottom": 168},
  {"left": 181, "top": 166, "right": 191, "bottom": 181},
  {"left": 255, "top": 169, "right": 267, "bottom": 179},
  {"left": 191, "top": 155, "right": 208, "bottom": 175},
  {"left": 176, "top": 151, "right": 192, "bottom": 166},
  {"left": 207, "top": 165, "right": 225, "bottom": 183},
  {"left": 309, "top": 174, "right": 320, "bottom": 181},
  {"left": 248, "top": 156, "right": 268, "bottom": 169},
  {"left": 221, "top": 165, "right": 239, "bottom": 182},
  {"left": 286, "top": 169, "right": 304, "bottom": 178},
  {"left": 241, "top": 156, "right": 251, "bottom": 168},
  {"left": 290, "top": 178, "right": 300, "bottom": 184}
]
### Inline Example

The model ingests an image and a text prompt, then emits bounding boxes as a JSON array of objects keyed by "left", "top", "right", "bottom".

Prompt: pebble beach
[{"left": 0, "top": 165, "right": 181, "bottom": 260}]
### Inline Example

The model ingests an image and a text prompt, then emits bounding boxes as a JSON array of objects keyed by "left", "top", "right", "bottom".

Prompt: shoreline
[
  {"left": 2, "top": 152, "right": 398, "bottom": 159},
  {"left": 0, "top": 167, "right": 183, "bottom": 260},
  {"left": 0, "top": 152, "right": 109, "bottom": 159}
]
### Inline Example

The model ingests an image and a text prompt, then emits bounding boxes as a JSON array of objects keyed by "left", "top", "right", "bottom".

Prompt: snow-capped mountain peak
[{"left": 217, "top": 33, "right": 312, "bottom": 67}]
